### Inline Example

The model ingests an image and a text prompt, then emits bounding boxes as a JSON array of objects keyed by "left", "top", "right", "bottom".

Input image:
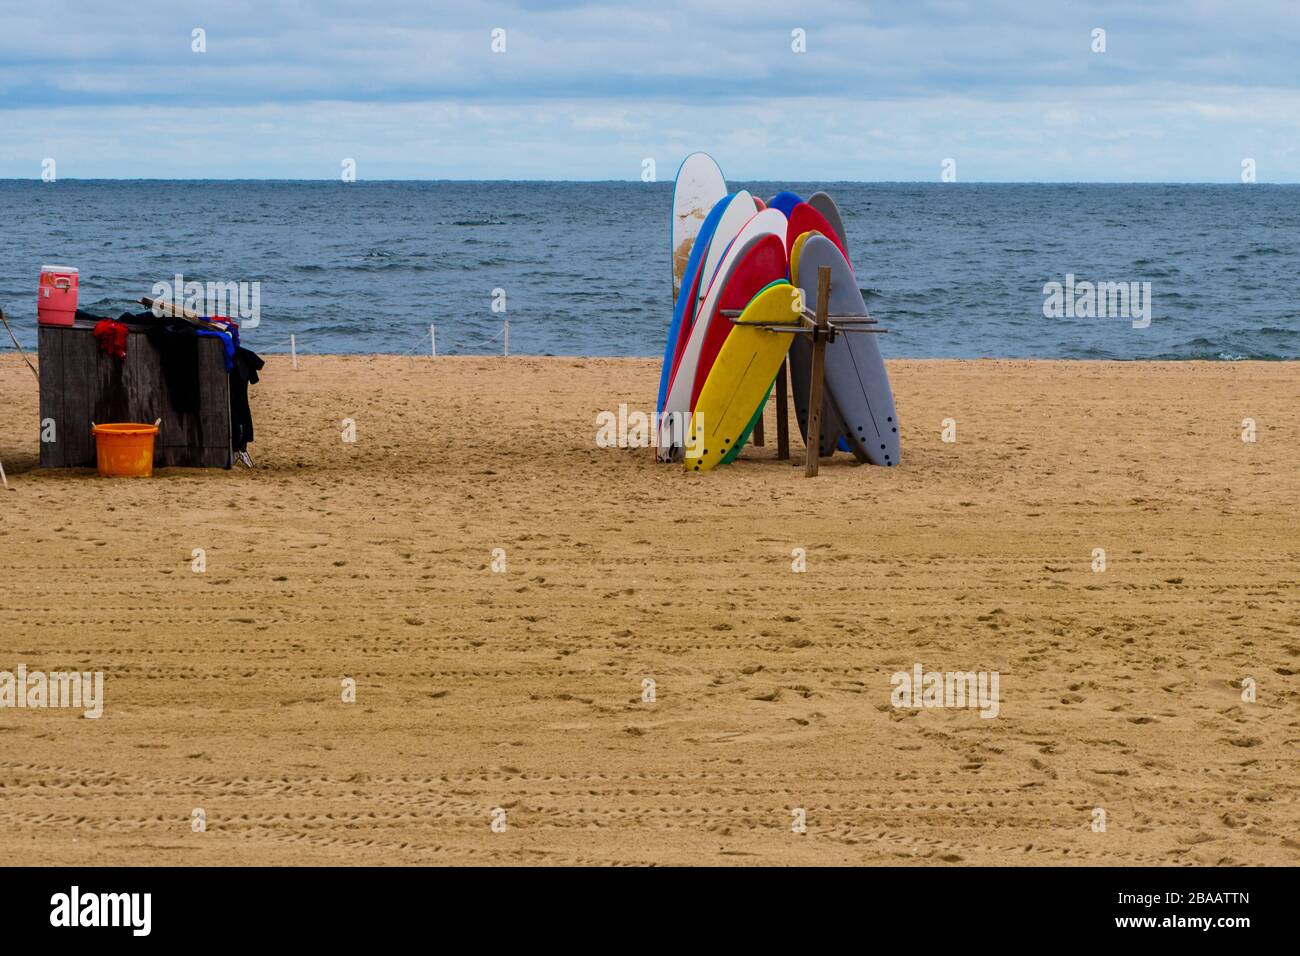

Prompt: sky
[{"left": 1, "top": 0, "right": 1298, "bottom": 181}]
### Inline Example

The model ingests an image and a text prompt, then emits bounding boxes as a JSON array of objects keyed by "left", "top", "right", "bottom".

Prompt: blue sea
[{"left": 1, "top": 181, "right": 1296, "bottom": 359}]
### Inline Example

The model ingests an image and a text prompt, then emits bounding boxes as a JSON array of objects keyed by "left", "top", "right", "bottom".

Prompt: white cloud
[{"left": 0, "top": 0, "right": 1297, "bottom": 179}]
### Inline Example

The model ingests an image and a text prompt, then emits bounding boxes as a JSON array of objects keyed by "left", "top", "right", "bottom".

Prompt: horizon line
[{"left": 1, "top": 178, "right": 1294, "bottom": 186}]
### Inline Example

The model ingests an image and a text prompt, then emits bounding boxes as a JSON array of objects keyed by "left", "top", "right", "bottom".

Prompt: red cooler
[{"left": 38, "top": 265, "right": 79, "bottom": 326}]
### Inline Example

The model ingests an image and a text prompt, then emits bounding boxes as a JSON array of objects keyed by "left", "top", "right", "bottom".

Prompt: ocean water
[{"left": 0, "top": 180, "right": 1296, "bottom": 360}]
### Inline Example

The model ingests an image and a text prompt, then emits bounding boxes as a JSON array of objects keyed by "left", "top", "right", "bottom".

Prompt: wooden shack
[{"left": 39, "top": 318, "right": 232, "bottom": 469}]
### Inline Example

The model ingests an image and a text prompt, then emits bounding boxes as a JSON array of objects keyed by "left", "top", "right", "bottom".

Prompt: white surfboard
[
  {"left": 671, "top": 153, "right": 727, "bottom": 302},
  {"left": 691, "top": 190, "right": 757, "bottom": 319},
  {"left": 659, "top": 204, "right": 787, "bottom": 456}
]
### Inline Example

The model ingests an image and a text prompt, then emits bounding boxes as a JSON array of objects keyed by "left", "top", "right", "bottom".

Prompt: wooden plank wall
[{"left": 38, "top": 324, "right": 231, "bottom": 469}]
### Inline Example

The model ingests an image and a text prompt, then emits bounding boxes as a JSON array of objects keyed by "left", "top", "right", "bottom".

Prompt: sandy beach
[{"left": 0, "top": 354, "right": 1296, "bottom": 866}]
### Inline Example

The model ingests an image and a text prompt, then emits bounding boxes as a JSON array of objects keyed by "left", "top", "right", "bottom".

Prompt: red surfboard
[
  {"left": 786, "top": 202, "right": 850, "bottom": 265},
  {"left": 689, "top": 233, "right": 789, "bottom": 410}
]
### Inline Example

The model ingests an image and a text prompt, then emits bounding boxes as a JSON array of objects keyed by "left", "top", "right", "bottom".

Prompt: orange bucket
[{"left": 92, "top": 423, "right": 159, "bottom": 477}]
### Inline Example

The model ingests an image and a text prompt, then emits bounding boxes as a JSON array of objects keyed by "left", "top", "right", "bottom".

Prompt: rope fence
[
  {"left": 1, "top": 310, "right": 516, "bottom": 380},
  {"left": 262, "top": 320, "right": 511, "bottom": 367}
]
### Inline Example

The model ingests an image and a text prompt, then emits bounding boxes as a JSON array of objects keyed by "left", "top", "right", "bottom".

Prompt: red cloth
[{"left": 93, "top": 319, "right": 129, "bottom": 359}]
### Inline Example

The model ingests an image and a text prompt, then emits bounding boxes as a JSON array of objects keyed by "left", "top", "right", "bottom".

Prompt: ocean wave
[{"left": 4, "top": 181, "right": 1298, "bottom": 359}]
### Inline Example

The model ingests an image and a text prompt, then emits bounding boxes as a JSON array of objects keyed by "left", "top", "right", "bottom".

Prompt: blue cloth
[{"left": 196, "top": 328, "right": 235, "bottom": 372}]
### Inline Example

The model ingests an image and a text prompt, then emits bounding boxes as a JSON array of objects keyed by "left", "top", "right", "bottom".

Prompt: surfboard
[
  {"left": 788, "top": 229, "right": 848, "bottom": 457},
  {"left": 657, "top": 192, "right": 732, "bottom": 440},
  {"left": 786, "top": 202, "right": 849, "bottom": 262},
  {"left": 665, "top": 192, "right": 759, "bottom": 429},
  {"left": 663, "top": 190, "right": 759, "bottom": 400},
  {"left": 804, "top": 194, "right": 855, "bottom": 453},
  {"left": 718, "top": 379, "right": 773, "bottom": 465},
  {"left": 795, "top": 235, "right": 899, "bottom": 466},
  {"left": 688, "top": 282, "right": 797, "bottom": 472},
  {"left": 686, "top": 236, "right": 787, "bottom": 465},
  {"left": 807, "top": 191, "right": 849, "bottom": 255},
  {"left": 689, "top": 233, "right": 788, "bottom": 411},
  {"left": 717, "top": 278, "right": 794, "bottom": 466},
  {"left": 694, "top": 191, "right": 757, "bottom": 316},
  {"left": 659, "top": 204, "right": 782, "bottom": 456},
  {"left": 789, "top": 334, "right": 849, "bottom": 457},
  {"left": 789, "top": 229, "right": 817, "bottom": 285},
  {"left": 767, "top": 191, "right": 804, "bottom": 218},
  {"left": 671, "top": 153, "right": 726, "bottom": 302}
]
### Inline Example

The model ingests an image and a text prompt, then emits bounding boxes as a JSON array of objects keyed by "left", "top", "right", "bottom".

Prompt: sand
[{"left": 0, "top": 354, "right": 1296, "bottom": 866}]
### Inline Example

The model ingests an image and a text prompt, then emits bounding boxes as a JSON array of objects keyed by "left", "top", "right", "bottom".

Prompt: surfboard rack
[
  {"left": 717, "top": 264, "right": 889, "bottom": 476},
  {"left": 720, "top": 266, "right": 887, "bottom": 476},
  {"left": 720, "top": 309, "right": 885, "bottom": 343}
]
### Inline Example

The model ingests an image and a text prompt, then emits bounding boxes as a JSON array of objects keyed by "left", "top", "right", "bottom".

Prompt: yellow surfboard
[
  {"left": 789, "top": 228, "right": 820, "bottom": 286},
  {"left": 687, "top": 281, "right": 798, "bottom": 472}
]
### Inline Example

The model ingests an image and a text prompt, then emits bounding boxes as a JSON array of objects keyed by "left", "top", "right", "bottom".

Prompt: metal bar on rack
[
  {"left": 724, "top": 316, "right": 880, "bottom": 330},
  {"left": 721, "top": 309, "right": 879, "bottom": 323}
]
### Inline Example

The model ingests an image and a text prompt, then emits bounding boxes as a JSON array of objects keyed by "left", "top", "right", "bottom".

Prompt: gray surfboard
[
  {"left": 807, "top": 191, "right": 849, "bottom": 255},
  {"left": 789, "top": 334, "right": 848, "bottom": 457},
  {"left": 795, "top": 235, "right": 899, "bottom": 466},
  {"left": 794, "top": 190, "right": 851, "bottom": 456}
]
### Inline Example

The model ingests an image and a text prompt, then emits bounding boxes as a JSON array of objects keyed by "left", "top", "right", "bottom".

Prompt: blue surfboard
[{"left": 767, "top": 190, "right": 804, "bottom": 218}]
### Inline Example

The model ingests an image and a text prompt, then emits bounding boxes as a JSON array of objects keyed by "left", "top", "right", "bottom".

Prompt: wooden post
[
  {"left": 753, "top": 409, "right": 765, "bottom": 446},
  {"left": 775, "top": 359, "right": 790, "bottom": 461},
  {"left": 804, "top": 266, "right": 831, "bottom": 478}
]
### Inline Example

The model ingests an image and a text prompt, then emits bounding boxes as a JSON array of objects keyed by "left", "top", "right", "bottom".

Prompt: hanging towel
[
  {"left": 144, "top": 321, "right": 201, "bottom": 414},
  {"left": 230, "top": 347, "right": 264, "bottom": 453},
  {"left": 92, "top": 319, "right": 129, "bottom": 359}
]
